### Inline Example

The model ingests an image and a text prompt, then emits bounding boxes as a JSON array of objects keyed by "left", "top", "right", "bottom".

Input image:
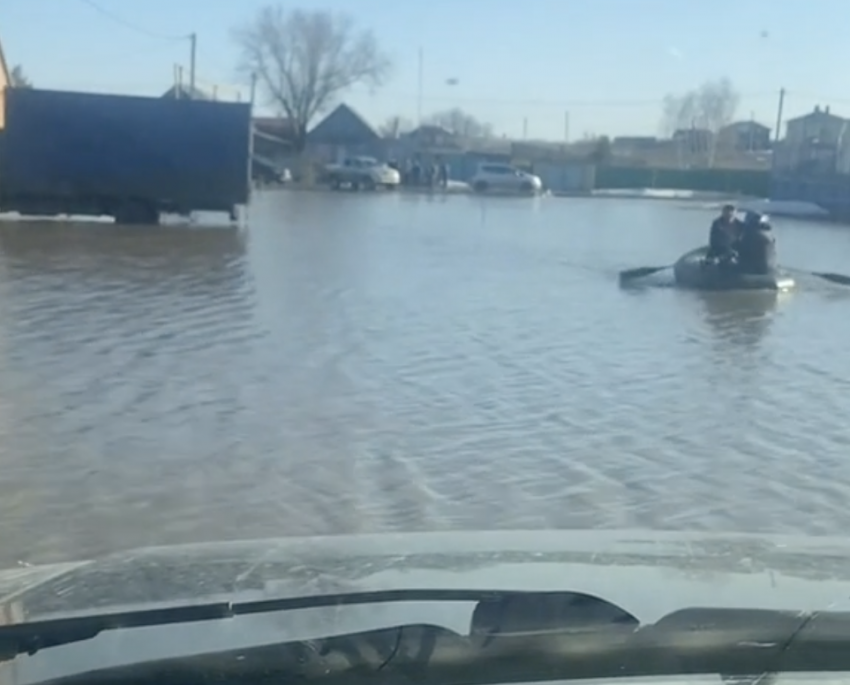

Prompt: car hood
[
  {"left": 4, "top": 529, "right": 850, "bottom": 621},
  {"left": 2, "top": 530, "right": 850, "bottom": 684}
]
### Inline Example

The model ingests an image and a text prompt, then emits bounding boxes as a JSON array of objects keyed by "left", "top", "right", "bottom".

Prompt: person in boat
[
  {"left": 736, "top": 211, "right": 777, "bottom": 275},
  {"left": 706, "top": 204, "right": 743, "bottom": 265}
]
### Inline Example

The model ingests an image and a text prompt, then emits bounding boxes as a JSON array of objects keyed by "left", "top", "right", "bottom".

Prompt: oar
[
  {"left": 807, "top": 271, "right": 850, "bottom": 286},
  {"left": 618, "top": 265, "right": 671, "bottom": 281},
  {"left": 782, "top": 266, "right": 850, "bottom": 286}
]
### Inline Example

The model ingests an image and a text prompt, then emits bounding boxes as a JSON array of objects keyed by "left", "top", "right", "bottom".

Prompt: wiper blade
[
  {"left": 0, "top": 588, "right": 636, "bottom": 659},
  {"left": 318, "top": 609, "right": 850, "bottom": 682},
  {"left": 31, "top": 608, "right": 850, "bottom": 685}
]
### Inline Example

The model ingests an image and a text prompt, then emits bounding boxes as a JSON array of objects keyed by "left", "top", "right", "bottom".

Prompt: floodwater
[{"left": 1, "top": 190, "right": 849, "bottom": 567}]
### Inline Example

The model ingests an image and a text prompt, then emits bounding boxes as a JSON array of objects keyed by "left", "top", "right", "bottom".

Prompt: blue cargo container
[{"left": 0, "top": 88, "right": 252, "bottom": 224}]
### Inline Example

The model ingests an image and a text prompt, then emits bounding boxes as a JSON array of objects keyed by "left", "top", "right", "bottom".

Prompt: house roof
[
  {"left": 406, "top": 124, "right": 454, "bottom": 138},
  {"left": 720, "top": 120, "right": 770, "bottom": 132},
  {"left": 253, "top": 116, "right": 296, "bottom": 140},
  {"left": 786, "top": 108, "right": 846, "bottom": 124},
  {"left": 307, "top": 103, "right": 380, "bottom": 144}
]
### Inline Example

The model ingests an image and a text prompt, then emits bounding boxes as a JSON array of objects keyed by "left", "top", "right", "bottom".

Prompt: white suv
[{"left": 469, "top": 163, "right": 542, "bottom": 194}]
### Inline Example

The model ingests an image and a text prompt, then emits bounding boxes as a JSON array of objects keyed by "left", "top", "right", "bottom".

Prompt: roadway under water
[{"left": 0, "top": 190, "right": 848, "bottom": 566}]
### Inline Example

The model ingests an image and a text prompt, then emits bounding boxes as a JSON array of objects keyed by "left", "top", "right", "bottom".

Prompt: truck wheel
[
  {"left": 330, "top": 177, "right": 341, "bottom": 190},
  {"left": 474, "top": 181, "right": 488, "bottom": 193},
  {"left": 363, "top": 178, "right": 376, "bottom": 191}
]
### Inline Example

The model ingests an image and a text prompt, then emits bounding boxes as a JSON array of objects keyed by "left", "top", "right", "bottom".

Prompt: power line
[
  {"left": 76, "top": 0, "right": 188, "bottom": 41},
  {"left": 783, "top": 91, "right": 850, "bottom": 107},
  {"left": 84, "top": 40, "right": 187, "bottom": 63}
]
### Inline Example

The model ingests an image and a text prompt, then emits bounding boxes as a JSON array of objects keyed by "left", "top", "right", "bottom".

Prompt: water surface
[{"left": 1, "top": 190, "right": 848, "bottom": 566}]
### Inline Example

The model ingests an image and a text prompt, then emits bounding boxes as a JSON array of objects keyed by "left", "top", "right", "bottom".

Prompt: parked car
[
  {"left": 325, "top": 157, "right": 401, "bottom": 191},
  {"left": 469, "top": 163, "right": 542, "bottom": 194}
]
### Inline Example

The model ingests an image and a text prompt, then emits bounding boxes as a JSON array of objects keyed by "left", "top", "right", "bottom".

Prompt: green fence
[{"left": 595, "top": 166, "right": 770, "bottom": 197}]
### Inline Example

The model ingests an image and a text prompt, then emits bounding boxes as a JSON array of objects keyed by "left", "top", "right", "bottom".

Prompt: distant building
[
  {"left": 403, "top": 125, "right": 460, "bottom": 150},
  {"left": 0, "top": 33, "right": 9, "bottom": 129},
  {"left": 785, "top": 105, "right": 847, "bottom": 146},
  {"left": 772, "top": 105, "right": 850, "bottom": 217},
  {"left": 671, "top": 128, "right": 714, "bottom": 153},
  {"left": 717, "top": 121, "right": 771, "bottom": 151},
  {"left": 609, "top": 136, "right": 665, "bottom": 162},
  {"left": 306, "top": 103, "right": 382, "bottom": 162},
  {"left": 252, "top": 116, "right": 296, "bottom": 170},
  {"left": 774, "top": 105, "right": 850, "bottom": 174},
  {"left": 612, "top": 136, "right": 659, "bottom": 151},
  {"left": 0, "top": 35, "right": 8, "bottom": 89},
  {"left": 511, "top": 140, "right": 590, "bottom": 162},
  {"left": 254, "top": 116, "right": 295, "bottom": 137}
]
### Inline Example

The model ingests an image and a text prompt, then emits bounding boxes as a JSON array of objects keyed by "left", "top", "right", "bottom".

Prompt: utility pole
[
  {"left": 523, "top": 117, "right": 528, "bottom": 139},
  {"left": 774, "top": 88, "right": 785, "bottom": 143},
  {"left": 249, "top": 72, "right": 258, "bottom": 107},
  {"left": 564, "top": 111, "right": 570, "bottom": 142},
  {"left": 189, "top": 33, "right": 197, "bottom": 92}
]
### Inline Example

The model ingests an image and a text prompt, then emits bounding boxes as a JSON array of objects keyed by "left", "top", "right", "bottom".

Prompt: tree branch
[{"left": 233, "top": 5, "right": 392, "bottom": 150}]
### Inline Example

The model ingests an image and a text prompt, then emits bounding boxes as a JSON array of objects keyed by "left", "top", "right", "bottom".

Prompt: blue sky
[{"left": 2, "top": 0, "right": 848, "bottom": 139}]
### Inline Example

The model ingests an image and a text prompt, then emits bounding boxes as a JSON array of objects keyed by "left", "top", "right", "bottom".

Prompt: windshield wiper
[
  {"left": 0, "top": 588, "right": 636, "bottom": 659},
  {"left": 7, "top": 587, "right": 849, "bottom": 684},
  {"left": 284, "top": 608, "right": 850, "bottom": 682},
  {"left": 23, "top": 607, "right": 850, "bottom": 685}
]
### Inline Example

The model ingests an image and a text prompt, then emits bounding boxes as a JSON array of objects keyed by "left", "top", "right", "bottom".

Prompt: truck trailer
[{"left": 0, "top": 87, "right": 252, "bottom": 224}]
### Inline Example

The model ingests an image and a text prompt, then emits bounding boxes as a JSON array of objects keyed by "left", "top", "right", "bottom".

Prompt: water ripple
[{"left": 0, "top": 194, "right": 849, "bottom": 566}]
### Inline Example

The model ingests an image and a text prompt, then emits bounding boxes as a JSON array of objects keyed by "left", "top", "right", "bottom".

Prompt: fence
[{"left": 595, "top": 166, "right": 771, "bottom": 197}]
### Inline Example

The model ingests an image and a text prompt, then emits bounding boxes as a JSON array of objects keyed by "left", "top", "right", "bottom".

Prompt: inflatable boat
[{"left": 673, "top": 246, "right": 795, "bottom": 291}]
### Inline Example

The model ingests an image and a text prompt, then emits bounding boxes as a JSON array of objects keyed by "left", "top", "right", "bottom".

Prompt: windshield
[{"left": 0, "top": 2, "right": 848, "bottom": 684}]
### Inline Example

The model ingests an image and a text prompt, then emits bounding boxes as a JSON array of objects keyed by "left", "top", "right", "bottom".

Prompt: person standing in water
[{"left": 438, "top": 160, "right": 449, "bottom": 189}]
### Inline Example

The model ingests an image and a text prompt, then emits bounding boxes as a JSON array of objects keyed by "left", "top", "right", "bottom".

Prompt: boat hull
[{"left": 673, "top": 246, "right": 795, "bottom": 291}]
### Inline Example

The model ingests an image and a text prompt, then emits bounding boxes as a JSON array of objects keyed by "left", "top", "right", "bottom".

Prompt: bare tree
[
  {"left": 660, "top": 92, "right": 695, "bottom": 135},
  {"left": 233, "top": 5, "right": 392, "bottom": 150},
  {"left": 378, "top": 115, "right": 414, "bottom": 138},
  {"left": 697, "top": 78, "right": 739, "bottom": 133},
  {"left": 10, "top": 65, "right": 32, "bottom": 88},
  {"left": 660, "top": 78, "right": 739, "bottom": 135},
  {"left": 660, "top": 78, "right": 739, "bottom": 167},
  {"left": 425, "top": 108, "right": 494, "bottom": 138}
]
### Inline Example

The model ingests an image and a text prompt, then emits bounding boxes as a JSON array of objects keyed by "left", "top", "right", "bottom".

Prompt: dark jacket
[
  {"left": 736, "top": 224, "right": 776, "bottom": 275},
  {"left": 708, "top": 218, "right": 741, "bottom": 259}
]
